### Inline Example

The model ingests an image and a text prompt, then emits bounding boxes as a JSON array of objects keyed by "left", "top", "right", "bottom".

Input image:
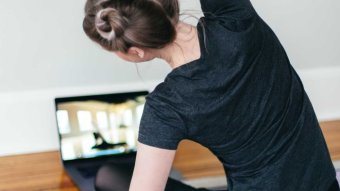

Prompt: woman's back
[{"left": 138, "top": 0, "right": 337, "bottom": 190}]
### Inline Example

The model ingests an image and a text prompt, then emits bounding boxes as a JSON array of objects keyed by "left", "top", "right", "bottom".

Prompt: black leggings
[{"left": 94, "top": 162, "right": 216, "bottom": 191}]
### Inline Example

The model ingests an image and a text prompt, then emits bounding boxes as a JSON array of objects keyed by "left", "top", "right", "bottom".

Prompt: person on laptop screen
[{"left": 82, "top": 0, "right": 339, "bottom": 190}]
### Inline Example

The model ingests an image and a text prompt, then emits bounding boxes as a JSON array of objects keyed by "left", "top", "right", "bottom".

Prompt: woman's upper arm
[
  {"left": 129, "top": 142, "right": 176, "bottom": 191},
  {"left": 200, "top": 0, "right": 254, "bottom": 18}
]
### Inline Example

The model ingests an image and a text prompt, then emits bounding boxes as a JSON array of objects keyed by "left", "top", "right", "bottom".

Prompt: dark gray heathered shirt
[{"left": 138, "top": 0, "right": 337, "bottom": 190}]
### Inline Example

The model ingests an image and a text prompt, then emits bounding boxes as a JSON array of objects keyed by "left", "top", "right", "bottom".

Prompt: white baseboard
[
  {"left": 334, "top": 160, "right": 340, "bottom": 170},
  {"left": 0, "top": 66, "right": 339, "bottom": 157}
]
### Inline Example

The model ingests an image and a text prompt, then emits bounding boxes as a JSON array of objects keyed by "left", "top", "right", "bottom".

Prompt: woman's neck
[{"left": 155, "top": 21, "right": 201, "bottom": 69}]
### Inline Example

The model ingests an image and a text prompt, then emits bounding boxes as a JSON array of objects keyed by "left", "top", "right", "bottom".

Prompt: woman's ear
[{"left": 128, "top": 47, "right": 145, "bottom": 59}]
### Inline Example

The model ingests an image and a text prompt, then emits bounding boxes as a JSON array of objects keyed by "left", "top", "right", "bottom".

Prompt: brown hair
[{"left": 83, "top": 0, "right": 179, "bottom": 53}]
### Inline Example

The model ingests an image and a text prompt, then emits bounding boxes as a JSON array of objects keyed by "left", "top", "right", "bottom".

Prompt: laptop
[{"left": 54, "top": 91, "right": 148, "bottom": 191}]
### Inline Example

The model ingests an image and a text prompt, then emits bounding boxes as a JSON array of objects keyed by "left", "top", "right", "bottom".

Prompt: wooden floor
[
  {"left": 0, "top": 120, "right": 339, "bottom": 190},
  {"left": 0, "top": 152, "right": 77, "bottom": 191}
]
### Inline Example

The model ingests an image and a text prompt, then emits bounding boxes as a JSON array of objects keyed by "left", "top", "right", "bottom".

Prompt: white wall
[
  {"left": 0, "top": 81, "right": 160, "bottom": 156},
  {"left": 0, "top": 0, "right": 172, "bottom": 92},
  {"left": 252, "top": 0, "right": 340, "bottom": 70},
  {"left": 0, "top": 0, "right": 339, "bottom": 156},
  {"left": 298, "top": 67, "right": 340, "bottom": 121}
]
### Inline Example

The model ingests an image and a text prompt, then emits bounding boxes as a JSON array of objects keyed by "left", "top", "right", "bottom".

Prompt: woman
[{"left": 83, "top": 0, "right": 339, "bottom": 190}]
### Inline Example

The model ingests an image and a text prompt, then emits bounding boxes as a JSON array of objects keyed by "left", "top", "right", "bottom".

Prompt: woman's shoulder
[
  {"left": 146, "top": 81, "right": 189, "bottom": 113},
  {"left": 145, "top": 82, "right": 173, "bottom": 105}
]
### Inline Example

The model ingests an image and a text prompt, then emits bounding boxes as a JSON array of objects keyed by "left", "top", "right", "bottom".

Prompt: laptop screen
[{"left": 55, "top": 91, "right": 148, "bottom": 161}]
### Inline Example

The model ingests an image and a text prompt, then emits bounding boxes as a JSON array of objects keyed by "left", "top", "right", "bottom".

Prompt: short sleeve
[
  {"left": 200, "top": 0, "right": 255, "bottom": 18},
  {"left": 138, "top": 92, "right": 186, "bottom": 150}
]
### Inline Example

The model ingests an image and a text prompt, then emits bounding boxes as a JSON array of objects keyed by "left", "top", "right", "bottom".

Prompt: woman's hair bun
[
  {"left": 95, "top": 7, "right": 128, "bottom": 41},
  {"left": 84, "top": 0, "right": 179, "bottom": 52}
]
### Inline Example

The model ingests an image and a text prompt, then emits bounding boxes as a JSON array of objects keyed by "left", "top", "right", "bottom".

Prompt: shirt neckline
[{"left": 166, "top": 18, "right": 206, "bottom": 77}]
